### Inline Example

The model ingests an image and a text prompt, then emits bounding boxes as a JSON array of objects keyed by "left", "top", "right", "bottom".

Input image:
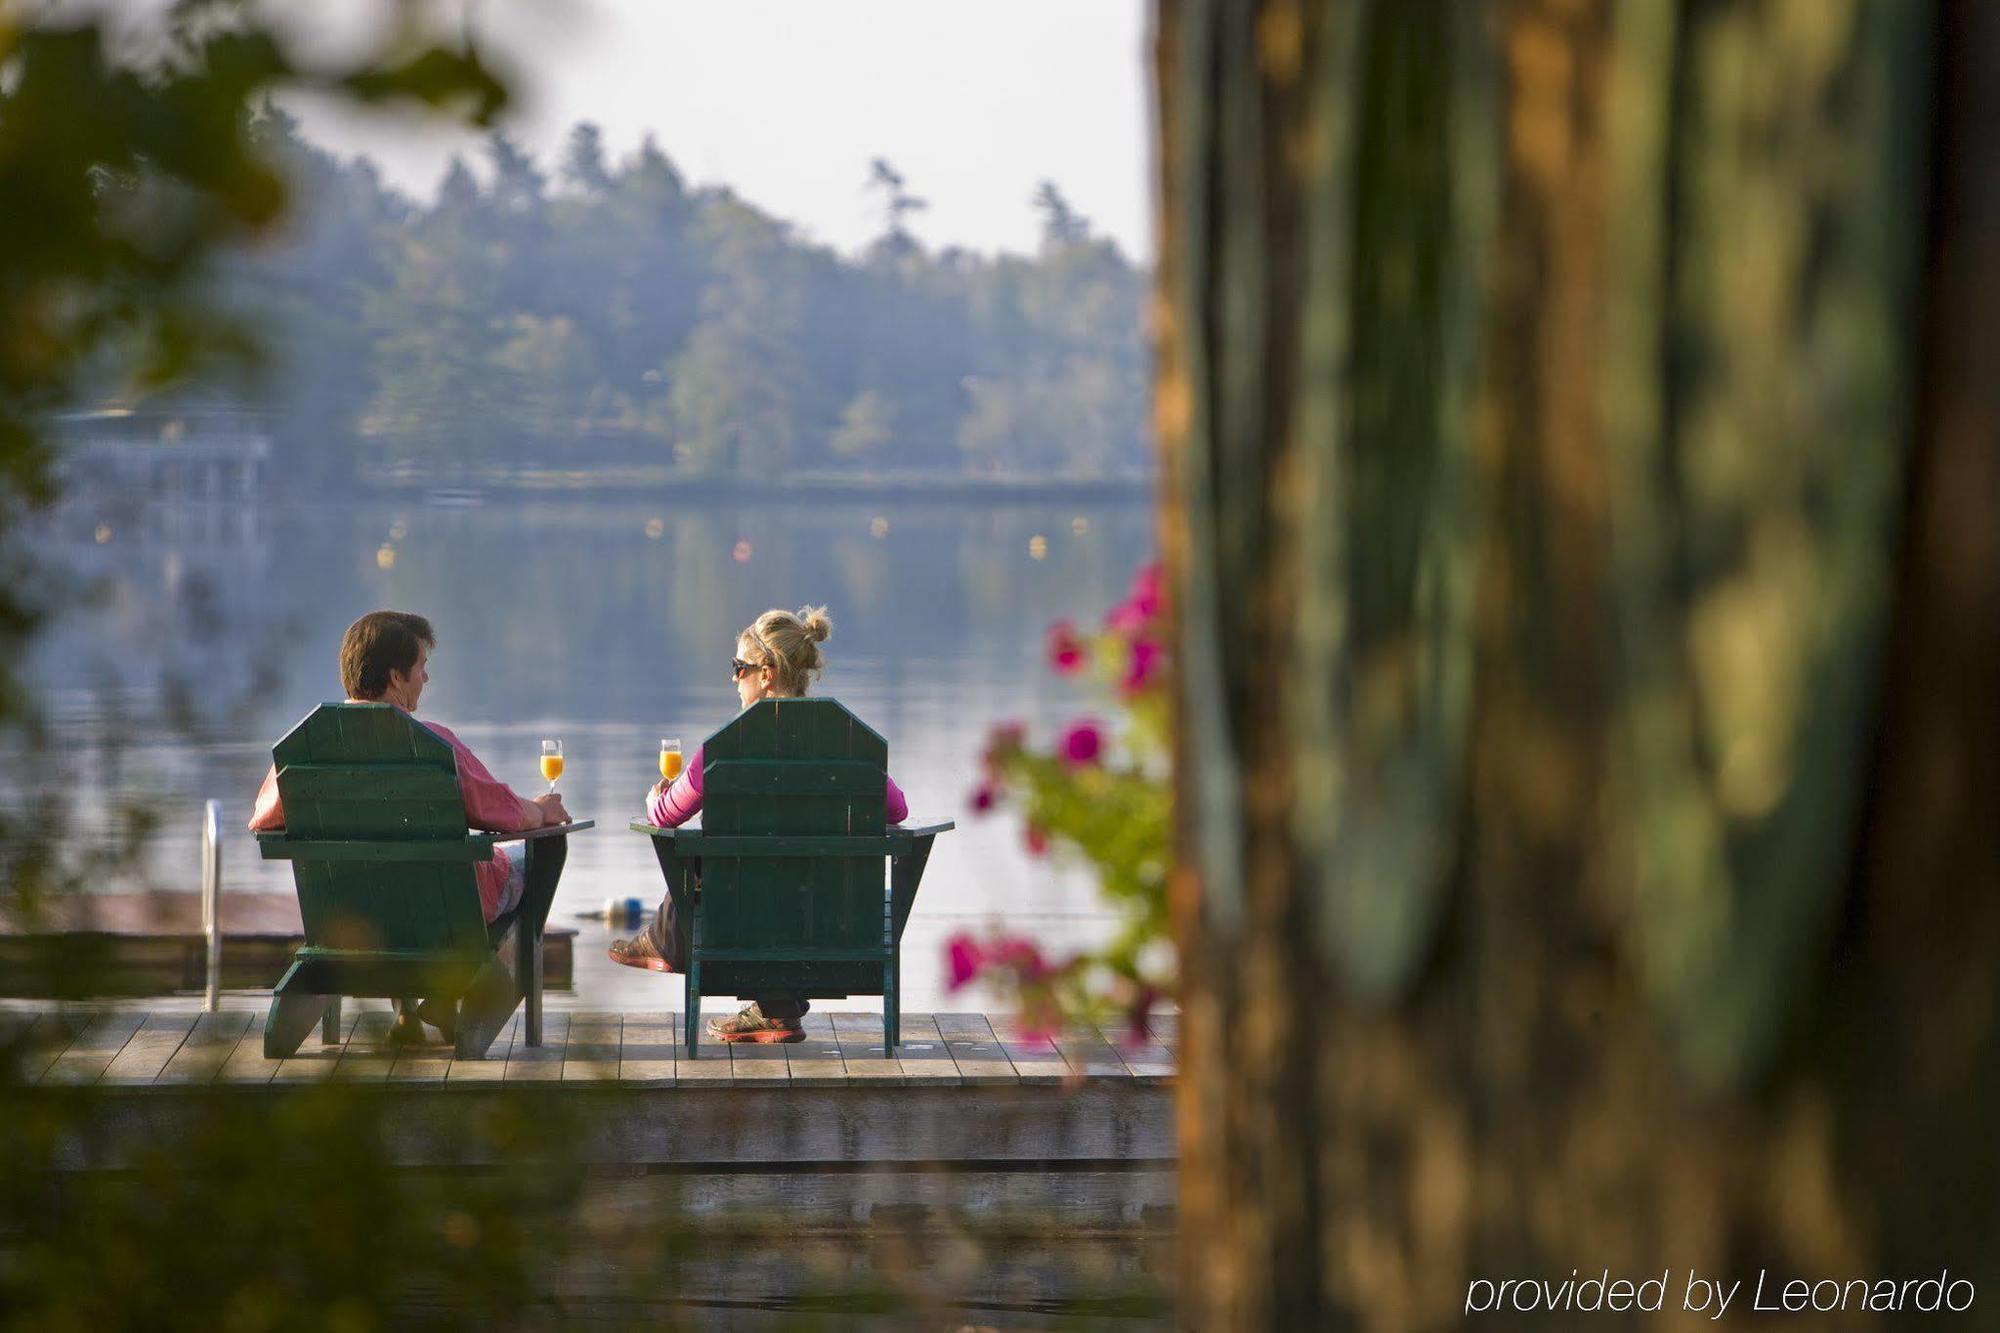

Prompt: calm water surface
[{"left": 29, "top": 491, "right": 1154, "bottom": 1008}]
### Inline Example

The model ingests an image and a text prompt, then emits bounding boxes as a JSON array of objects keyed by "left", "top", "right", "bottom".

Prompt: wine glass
[
  {"left": 659, "top": 738, "right": 683, "bottom": 783},
  {"left": 539, "top": 738, "right": 564, "bottom": 793}
]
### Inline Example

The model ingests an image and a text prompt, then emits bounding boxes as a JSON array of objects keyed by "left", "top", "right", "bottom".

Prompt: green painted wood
[
  {"left": 646, "top": 698, "right": 950, "bottom": 1057},
  {"left": 261, "top": 703, "right": 579, "bottom": 1059},
  {"left": 258, "top": 837, "right": 496, "bottom": 863},
  {"left": 703, "top": 760, "right": 884, "bottom": 797},
  {"left": 274, "top": 765, "right": 474, "bottom": 802},
  {"left": 651, "top": 835, "right": 908, "bottom": 858}
]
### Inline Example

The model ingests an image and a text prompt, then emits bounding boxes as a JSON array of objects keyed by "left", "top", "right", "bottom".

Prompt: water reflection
[{"left": 26, "top": 491, "right": 1155, "bottom": 1006}]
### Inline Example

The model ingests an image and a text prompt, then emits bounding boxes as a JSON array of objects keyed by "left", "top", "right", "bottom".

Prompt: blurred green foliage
[
  {"left": 0, "top": 1078, "right": 583, "bottom": 1331},
  {"left": 0, "top": 0, "right": 504, "bottom": 752}
]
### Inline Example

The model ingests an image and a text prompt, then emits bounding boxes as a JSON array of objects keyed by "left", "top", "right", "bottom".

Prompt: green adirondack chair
[
  {"left": 255, "top": 703, "right": 592, "bottom": 1060},
  {"left": 631, "top": 697, "right": 952, "bottom": 1058}
]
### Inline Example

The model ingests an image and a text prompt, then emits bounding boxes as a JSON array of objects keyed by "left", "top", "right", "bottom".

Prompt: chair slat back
[
  {"left": 698, "top": 698, "right": 889, "bottom": 955},
  {"left": 271, "top": 703, "right": 489, "bottom": 956}
]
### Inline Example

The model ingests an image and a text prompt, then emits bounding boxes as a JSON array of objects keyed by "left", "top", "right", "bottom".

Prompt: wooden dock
[
  {"left": 2, "top": 1003, "right": 1175, "bottom": 1091},
  {"left": 5, "top": 1002, "right": 1179, "bottom": 1323}
]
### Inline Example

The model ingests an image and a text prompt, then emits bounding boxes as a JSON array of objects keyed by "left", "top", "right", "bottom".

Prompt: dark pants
[{"left": 643, "top": 875, "right": 808, "bottom": 1024}]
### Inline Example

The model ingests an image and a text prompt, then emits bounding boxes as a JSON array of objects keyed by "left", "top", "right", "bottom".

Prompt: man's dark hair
[{"left": 339, "top": 611, "right": 435, "bottom": 700}]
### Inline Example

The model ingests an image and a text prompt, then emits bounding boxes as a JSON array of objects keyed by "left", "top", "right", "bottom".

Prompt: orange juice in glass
[
  {"left": 540, "top": 738, "right": 564, "bottom": 792},
  {"left": 659, "top": 738, "right": 683, "bottom": 783}
]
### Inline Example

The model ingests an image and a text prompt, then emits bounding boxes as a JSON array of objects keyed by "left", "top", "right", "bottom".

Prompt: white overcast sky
[{"left": 272, "top": 0, "right": 1157, "bottom": 261}]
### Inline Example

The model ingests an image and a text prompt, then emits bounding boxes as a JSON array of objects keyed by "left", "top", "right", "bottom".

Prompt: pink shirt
[
  {"left": 648, "top": 741, "right": 910, "bottom": 829},
  {"left": 249, "top": 715, "right": 529, "bottom": 923}
]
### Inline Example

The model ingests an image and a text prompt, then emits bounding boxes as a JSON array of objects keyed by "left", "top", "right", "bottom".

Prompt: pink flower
[
  {"left": 1105, "top": 563, "right": 1163, "bottom": 634},
  {"left": 1121, "top": 637, "right": 1164, "bottom": 694},
  {"left": 1060, "top": 719, "right": 1104, "bottom": 767},
  {"left": 968, "top": 782, "right": 996, "bottom": 813},
  {"left": 1122, "top": 984, "right": 1160, "bottom": 1047},
  {"left": 945, "top": 935, "right": 983, "bottom": 990},
  {"left": 1023, "top": 823, "right": 1050, "bottom": 856},
  {"left": 1046, "top": 620, "right": 1085, "bottom": 673},
  {"left": 993, "top": 936, "right": 1048, "bottom": 982}
]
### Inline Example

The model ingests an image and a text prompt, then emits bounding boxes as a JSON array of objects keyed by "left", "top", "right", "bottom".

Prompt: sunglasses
[{"left": 731, "top": 657, "right": 762, "bottom": 679}]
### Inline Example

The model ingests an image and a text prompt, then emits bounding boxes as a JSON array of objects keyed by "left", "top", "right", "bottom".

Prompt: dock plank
[
  {"left": 502, "top": 1011, "right": 570, "bottom": 1083},
  {"left": 274, "top": 1007, "right": 363, "bottom": 1082},
  {"left": 617, "top": 1011, "right": 677, "bottom": 1086},
  {"left": 1054, "top": 1025, "right": 1129, "bottom": 1079},
  {"left": 1096, "top": 1024, "right": 1175, "bottom": 1082},
  {"left": 217, "top": 1014, "right": 285, "bottom": 1084},
  {"left": 332, "top": 1009, "right": 398, "bottom": 1082},
  {"left": 16, "top": 1011, "right": 89, "bottom": 1084},
  {"left": 933, "top": 1012, "right": 1022, "bottom": 1086},
  {"left": 40, "top": 1011, "right": 145, "bottom": 1085},
  {"left": 829, "top": 1012, "right": 906, "bottom": 1086},
  {"left": 445, "top": 1014, "right": 519, "bottom": 1083},
  {"left": 783, "top": 1012, "right": 848, "bottom": 1087},
  {"left": 1146, "top": 1010, "right": 1178, "bottom": 1048},
  {"left": 157, "top": 1011, "right": 256, "bottom": 1086},
  {"left": 989, "top": 1017, "right": 1068, "bottom": 1085},
  {"left": 895, "top": 1015, "right": 962, "bottom": 1086},
  {"left": 727, "top": 1030, "right": 792, "bottom": 1084},
  {"left": 101, "top": 1013, "right": 197, "bottom": 1085},
  {"left": 388, "top": 1044, "right": 454, "bottom": 1083},
  {"left": 674, "top": 1021, "right": 736, "bottom": 1082},
  {"left": 561, "top": 1013, "right": 623, "bottom": 1082}
]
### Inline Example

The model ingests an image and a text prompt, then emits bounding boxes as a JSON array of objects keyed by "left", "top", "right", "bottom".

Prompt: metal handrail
[{"left": 200, "top": 799, "right": 221, "bottom": 1011}]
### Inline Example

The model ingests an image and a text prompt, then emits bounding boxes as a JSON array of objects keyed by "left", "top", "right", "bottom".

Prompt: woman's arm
[{"left": 648, "top": 744, "right": 705, "bottom": 827}]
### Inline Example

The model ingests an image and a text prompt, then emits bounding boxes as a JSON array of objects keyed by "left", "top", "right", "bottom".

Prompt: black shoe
[{"left": 416, "top": 997, "right": 459, "bottom": 1044}]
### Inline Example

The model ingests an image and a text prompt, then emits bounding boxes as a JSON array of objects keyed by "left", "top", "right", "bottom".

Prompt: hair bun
[{"left": 798, "top": 605, "right": 833, "bottom": 644}]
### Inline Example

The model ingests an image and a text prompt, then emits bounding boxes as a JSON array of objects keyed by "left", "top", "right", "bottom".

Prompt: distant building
[{"left": 51, "top": 403, "right": 271, "bottom": 502}]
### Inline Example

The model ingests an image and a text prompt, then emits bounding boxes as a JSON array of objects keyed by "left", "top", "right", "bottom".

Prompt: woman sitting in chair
[{"left": 609, "top": 604, "right": 909, "bottom": 1043}]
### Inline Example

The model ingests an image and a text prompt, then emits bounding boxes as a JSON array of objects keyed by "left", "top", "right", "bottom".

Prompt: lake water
[{"left": 27, "top": 487, "right": 1157, "bottom": 1009}]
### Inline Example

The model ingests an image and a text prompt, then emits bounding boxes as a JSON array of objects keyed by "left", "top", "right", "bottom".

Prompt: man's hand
[{"left": 532, "top": 792, "right": 571, "bottom": 827}]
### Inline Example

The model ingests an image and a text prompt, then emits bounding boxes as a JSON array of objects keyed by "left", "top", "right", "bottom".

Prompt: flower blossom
[
  {"left": 945, "top": 934, "right": 983, "bottom": 990},
  {"left": 1122, "top": 637, "right": 1164, "bottom": 694},
  {"left": 1060, "top": 719, "right": 1104, "bottom": 767},
  {"left": 1046, "top": 619, "right": 1086, "bottom": 673},
  {"left": 1104, "top": 563, "right": 1163, "bottom": 635}
]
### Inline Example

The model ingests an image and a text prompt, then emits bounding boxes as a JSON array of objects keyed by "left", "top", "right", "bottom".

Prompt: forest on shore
[{"left": 166, "top": 109, "right": 1151, "bottom": 487}]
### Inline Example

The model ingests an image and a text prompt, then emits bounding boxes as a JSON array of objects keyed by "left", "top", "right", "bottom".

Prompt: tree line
[{"left": 211, "top": 109, "right": 1151, "bottom": 486}]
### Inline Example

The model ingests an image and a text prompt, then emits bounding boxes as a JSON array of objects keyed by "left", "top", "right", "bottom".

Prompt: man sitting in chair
[{"left": 247, "top": 610, "right": 571, "bottom": 1043}]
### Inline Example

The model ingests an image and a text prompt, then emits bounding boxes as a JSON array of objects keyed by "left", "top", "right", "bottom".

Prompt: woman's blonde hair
[{"left": 739, "top": 604, "right": 833, "bottom": 697}]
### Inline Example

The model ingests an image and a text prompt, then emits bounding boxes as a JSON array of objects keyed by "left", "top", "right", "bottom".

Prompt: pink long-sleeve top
[
  {"left": 648, "top": 741, "right": 910, "bottom": 829},
  {"left": 249, "top": 716, "right": 530, "bottom": 923}
]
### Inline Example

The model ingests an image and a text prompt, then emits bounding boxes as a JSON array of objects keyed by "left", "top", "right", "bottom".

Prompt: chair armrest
[
  {"left": 629, "top": 819, "right": 698, "bottom": 838},
  {"left": 496, "top": 820, "right": 595, "bottom": 841},
  {"left": 893, "top": 817, "right": 956, "bottom": 838}
]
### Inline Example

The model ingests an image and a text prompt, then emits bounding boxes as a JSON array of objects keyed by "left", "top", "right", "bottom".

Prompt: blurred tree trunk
[{"left": 1156, "top": 0, "right": 1999, "bottom": 1326}]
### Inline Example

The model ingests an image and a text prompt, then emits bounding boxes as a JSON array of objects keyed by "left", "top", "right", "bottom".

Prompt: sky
[{"left": 274, "top": 0, "right": 1157, "bottom": 261}]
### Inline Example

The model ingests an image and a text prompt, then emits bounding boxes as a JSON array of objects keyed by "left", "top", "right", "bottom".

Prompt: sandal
[
  {"left": 608, "top": 933, "right": 676, "bottom": 973},
  {"left": 706, "top": 1002, "right": 805, "bottom": 1044}
]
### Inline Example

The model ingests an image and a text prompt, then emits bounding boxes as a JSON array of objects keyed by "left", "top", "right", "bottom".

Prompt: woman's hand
[{"left": 648, "top": 781, "right": 665, "bottom": 803}]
